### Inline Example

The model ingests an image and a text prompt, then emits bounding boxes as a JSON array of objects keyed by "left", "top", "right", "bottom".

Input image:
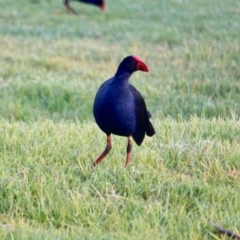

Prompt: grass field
[{"left": 0, "top": 0, "right": 240, "bottom": 239}]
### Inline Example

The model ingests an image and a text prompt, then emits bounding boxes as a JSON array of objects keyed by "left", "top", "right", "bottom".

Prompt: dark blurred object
[
  {"left": 64, "top": 0, "right": 105, "bottom": 15},
  {"left": 213, "top": 224, "right": 240, "bottom": 240}
]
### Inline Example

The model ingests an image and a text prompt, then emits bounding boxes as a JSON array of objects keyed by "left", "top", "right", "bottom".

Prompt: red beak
[
  {"left": 133, "top": 56, "right": 149, "bottom": 72},
  {"left": 137, "top": 61, "right": 149, "bottom": 72}
]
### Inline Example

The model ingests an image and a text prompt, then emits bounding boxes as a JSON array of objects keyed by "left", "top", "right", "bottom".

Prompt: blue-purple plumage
[{"left": 93, "top": 56, "right": 155, "bottom": 146}]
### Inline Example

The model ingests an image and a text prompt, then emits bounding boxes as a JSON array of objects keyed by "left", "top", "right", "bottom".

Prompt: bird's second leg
[
  {"left": 93, "top": 135, "right": 112, "bottom": 167},
  {"left": 64, "top": 0, "right": 78, "bottom": 15},
  {"left": 125, "top": 137, "right": 132, "bottom": 168}
]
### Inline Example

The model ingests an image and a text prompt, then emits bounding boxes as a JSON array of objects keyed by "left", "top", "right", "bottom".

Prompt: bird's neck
[
  {"left": 114, "top": 72, "right": 132, "bottom": 81},
  {"left": 111, "top": 72, "right": 131, "bottom": 91}
]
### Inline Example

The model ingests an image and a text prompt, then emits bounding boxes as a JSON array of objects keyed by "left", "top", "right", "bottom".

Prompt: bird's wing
[{"left": 129, "top": 84, "right": 155, "bottom": 146}]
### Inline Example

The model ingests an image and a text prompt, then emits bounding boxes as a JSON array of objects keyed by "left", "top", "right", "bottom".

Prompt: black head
[{"left": 115, "top": 55, "right": 149, "bottom": 76}]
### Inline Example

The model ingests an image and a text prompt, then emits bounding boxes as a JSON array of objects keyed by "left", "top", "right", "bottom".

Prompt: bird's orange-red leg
[
  {"left": 93, "top": 135, "right": 112, "bottom": 167},
  {"left": 125, "top": 137, "right": 132, "bottom": 168}
]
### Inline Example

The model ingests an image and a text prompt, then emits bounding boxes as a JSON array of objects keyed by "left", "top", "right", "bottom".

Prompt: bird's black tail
[
  {"left": 146, "top": 121, "right": 155, "bottom": 137},
  {"left": 146, "top": 111, "right": 155, "bottom": 137}
]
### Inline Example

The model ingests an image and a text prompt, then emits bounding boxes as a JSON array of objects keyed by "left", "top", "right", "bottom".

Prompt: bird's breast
[{"left": 93, "top": 87, "right": 136, "bottom": 136}]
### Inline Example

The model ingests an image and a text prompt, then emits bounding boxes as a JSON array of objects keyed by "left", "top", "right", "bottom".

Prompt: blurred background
[{"left": 0, "top": 0, "right": 240, "bottom": 122}]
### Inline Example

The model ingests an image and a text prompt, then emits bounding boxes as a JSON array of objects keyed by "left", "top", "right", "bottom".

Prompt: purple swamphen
[
  {"left": 93, "top": 56, "right": 155, "bottom": 168},
  {"left": 64, "top": 0, "right": 105, "bottom": 15}
]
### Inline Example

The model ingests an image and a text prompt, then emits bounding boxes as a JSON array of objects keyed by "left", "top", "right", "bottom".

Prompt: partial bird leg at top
[
  {"left": 64, "top": 0, "right": 78, "bottom": 15},
  {"left": 125, "top": 137, "right": 132, "bottom": 168},
  {"left": 93, "top": 135, "right": 112, "bottom": 167}
]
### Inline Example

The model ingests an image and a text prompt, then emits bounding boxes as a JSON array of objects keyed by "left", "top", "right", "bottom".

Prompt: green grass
[
  {"left": 0, "top": 117, "right": 240, "bottom": 239},
  {"left": 0, "top": 0, "right": 240, "bottom": 239}
]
